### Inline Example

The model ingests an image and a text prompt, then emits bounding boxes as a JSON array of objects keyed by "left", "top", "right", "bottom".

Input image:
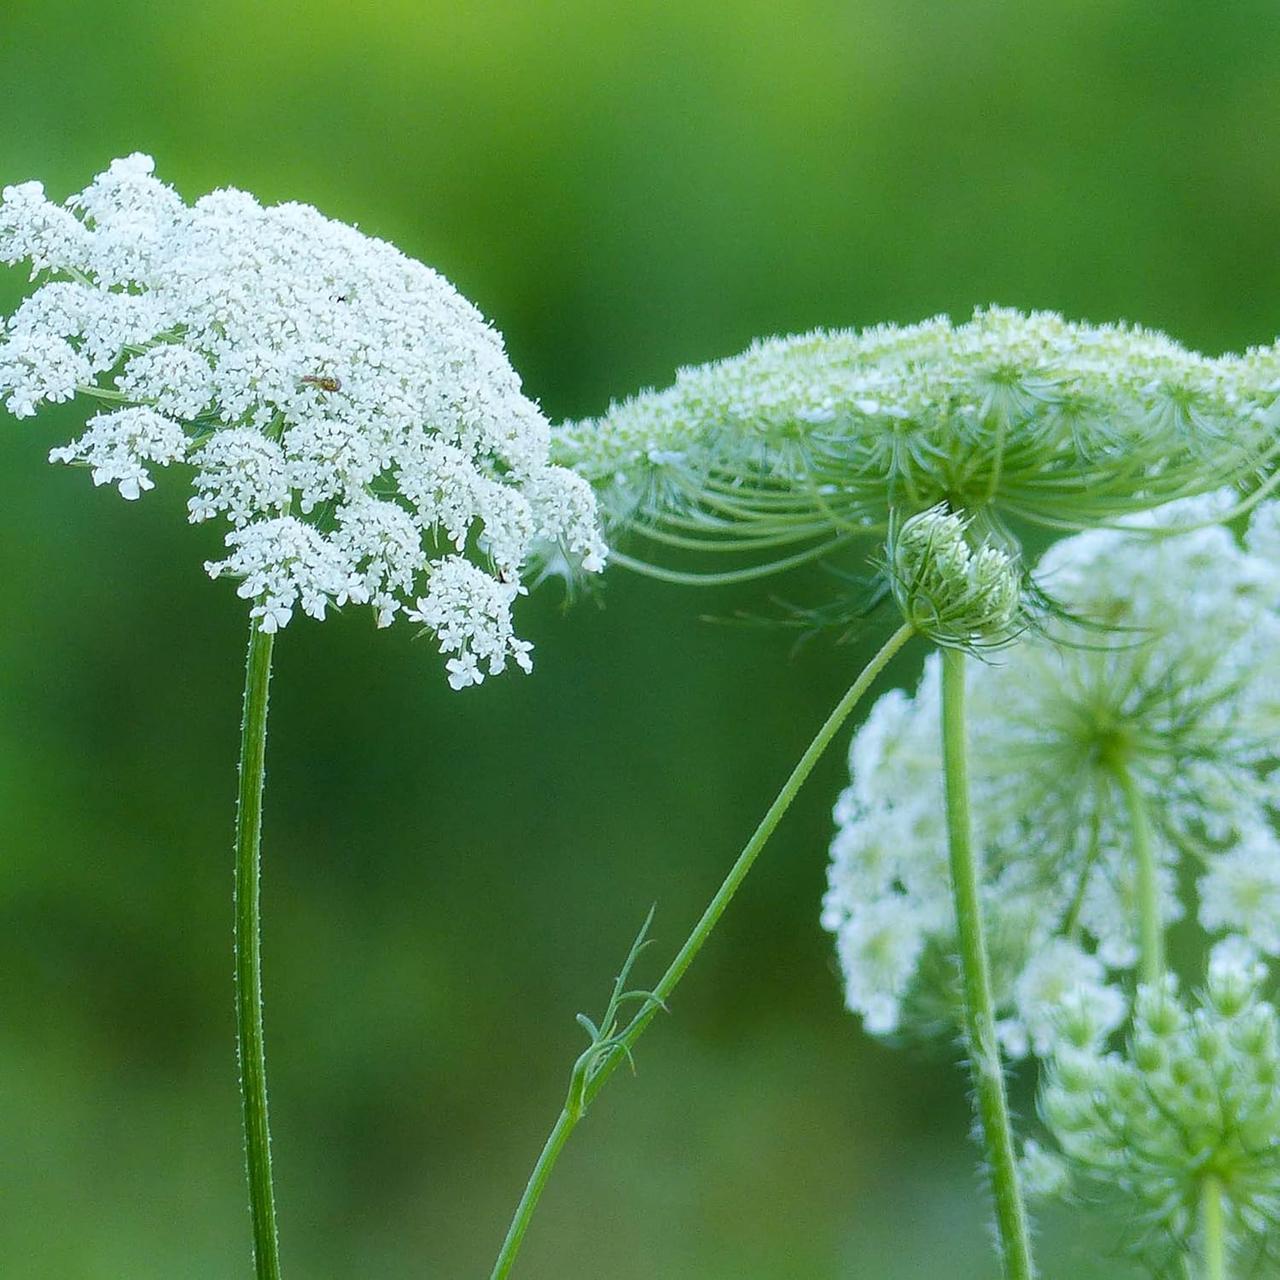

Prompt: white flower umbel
[
  {"left": 824, "top": 496, "right": 1280, "bottom": 1055},
  {"left": 0, "top": 154, "right": 607, "bottom": 685},
  {"left": 0, "top": 156, "right": 610, "bottom": 1280}
]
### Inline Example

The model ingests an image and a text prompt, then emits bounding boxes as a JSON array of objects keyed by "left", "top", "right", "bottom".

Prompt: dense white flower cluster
[
  {"left": 554, "top": 309, "right": 1278, "bottom": 578},
  {"left": 47, "top": 406, "right": 189, "bottom": 500},
  {"left": 0, "top": 155, "right": 606, "bottom": 682},
  {"left": 1038, "top": 948, "right": 1280, "bottom": 1262},
  {"left": 823, "top": 496, "right": 1280, "bottom": 1050}
]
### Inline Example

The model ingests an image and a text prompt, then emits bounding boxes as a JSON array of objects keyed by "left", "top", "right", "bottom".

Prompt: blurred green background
[{"left": 2, "top": 2, "right": 1278, "bottom": 1276}]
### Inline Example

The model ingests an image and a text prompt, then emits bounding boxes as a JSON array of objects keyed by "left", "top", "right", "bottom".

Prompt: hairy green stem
[
  {"left": 1201, "top": 1174, "right": 1227, "bottom": 1280},
  {"left": 235, "top": 621, "right": 283, "bottom": 1280},
  {"left": 1113, "top": 763, "right": 1163, "bottom": 984},
  {"left": 939, "top": 647, "right": 1036, "bottom": 1280},
  {"left": 489, "top": 621, "right": 916, "bottom": 1280}
]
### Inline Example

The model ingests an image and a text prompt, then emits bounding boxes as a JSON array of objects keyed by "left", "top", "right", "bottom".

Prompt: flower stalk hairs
[
  {"left": 491, "top": 316, "right": 1279, "bottom": 1280},
  {"left": 0, "top": 155, "right": 604, "bottom": 1278}
]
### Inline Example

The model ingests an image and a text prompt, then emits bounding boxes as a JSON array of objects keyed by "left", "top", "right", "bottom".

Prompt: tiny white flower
[
  {"left": 1012, "top": 940, "right": 1125, "bottom": 1058},
  {"left": 834, "top": 897, "right": 931, "bottom": 1036},
  {"left": 1199, "top": 831, "right": 1280, "bottom": 956}
]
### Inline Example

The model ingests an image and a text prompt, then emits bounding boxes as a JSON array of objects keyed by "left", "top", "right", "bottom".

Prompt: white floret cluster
[
  {"left": 823, "top": 495, "right": 1280, "bottom": 1052},
  {"left": 0, "top": 155, "right": 606, "bottom": 685}
]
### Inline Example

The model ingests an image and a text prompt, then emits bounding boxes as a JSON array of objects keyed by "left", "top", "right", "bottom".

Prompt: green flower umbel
[
  {"left": 1038, "top": 945, "right": 1280, "bottom": 1273},
  {"left": 555, "top": 308, "right": 1279, "bottom": 583}
]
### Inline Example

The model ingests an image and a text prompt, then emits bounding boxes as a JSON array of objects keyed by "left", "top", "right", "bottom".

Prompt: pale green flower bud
[
  {"left": 1020, "top": 1139, "right": 1071, "bottom": 1200},
  {"left": 888, "top": 505, "right": 1022, "bottom": 648}
]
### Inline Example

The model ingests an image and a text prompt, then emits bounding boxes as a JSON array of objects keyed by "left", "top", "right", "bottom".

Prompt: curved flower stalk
[
  {"left": 825, "top": 495, "right": 1280, "bottom": 1058},
  {"left": 489, "top": 620, "right": 918, "bottom": 1280},
  {"left": 0, "top": 156, "right": 606, "bottom": 1278},
  {"left": 554, "top": 309, "right": 1279, "bottom": 585},
  {"left": 1033, "top": 942, "right": 1280, "bottom": 1278}
]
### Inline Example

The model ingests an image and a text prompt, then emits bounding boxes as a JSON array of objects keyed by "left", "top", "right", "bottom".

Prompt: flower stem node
[{"left": 888, "top": 505, "right": 1022, "bottom": 649}]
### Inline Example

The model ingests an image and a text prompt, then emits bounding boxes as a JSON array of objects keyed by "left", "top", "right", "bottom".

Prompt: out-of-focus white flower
[
  {"left": 834, "top": 896, "right": 938, "bottom": 1036},
  {"left": 0, "top": 155, "right": 607, "bottom": 685},
  {"left": 823, "top": 496, "right": 1280, "bottom": 1050},
  {"left": 1004, "top": 940, "right": 1125, "bottom": 1058},
  {"left": 1200, "top": 834, "right": 1280, "bottom": 956}
]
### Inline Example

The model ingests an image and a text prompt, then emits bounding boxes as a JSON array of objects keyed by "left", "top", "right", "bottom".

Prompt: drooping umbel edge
[{"left": 554, "top": 309, "right": 1280, "bottom": 587}]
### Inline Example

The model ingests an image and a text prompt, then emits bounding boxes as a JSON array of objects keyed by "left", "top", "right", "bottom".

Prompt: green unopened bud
[{"left": 888, "top": 505, "right": 1022, "bottom": 647}]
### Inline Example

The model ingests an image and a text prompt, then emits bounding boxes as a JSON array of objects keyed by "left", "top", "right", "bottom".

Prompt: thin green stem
[
  {"left": 1201, "top": 1174, "right": 1227, "bottom": 1280},
  {"left": 490, "top": 1108, "right": 575, "bottom": 1276},
  {"left": 1113, "top": 762, "right": 1163, "bottom": 984},
  {"left": 489, "top": 621, "right": 916, "bottom": 1280},
  {"left": 1061, "top": 801, "right": 1104, "bottom": 942},
  {"left": 939, "top": 647, "right": 1036, "bottom": 1280},
  {"left": 235, "top": 621, "right": 283, "bottom": 1280},
  {"left": 608, "top": 537, "right": 853, "bottom": 586}
]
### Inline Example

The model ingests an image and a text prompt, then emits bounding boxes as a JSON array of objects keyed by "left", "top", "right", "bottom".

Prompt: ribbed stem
[
  {"left": 1201, "top": 1174, "right": 1227, "bottom": 1280},
  {"left": 235, "top": 621, "right": 283, "bottom": 1280},
  {"left": 939, "top": 647, "right": 1036, "bottom": 1280},
  {"left": 489, "top": 622, "right": 916, "bottom": 1280},
  {"left": 1113, "top": 762, "right": 1163, "bottom": 984}
]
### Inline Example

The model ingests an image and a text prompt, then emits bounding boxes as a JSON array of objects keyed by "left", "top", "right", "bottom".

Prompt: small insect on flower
[{"left": 300, "top": 374, "right": 342, "bottom": 393}]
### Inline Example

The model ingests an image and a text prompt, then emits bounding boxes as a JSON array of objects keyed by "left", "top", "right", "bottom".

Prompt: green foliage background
[{"left": 2, "top": 3, "right": 1278, "bottom": 1276}]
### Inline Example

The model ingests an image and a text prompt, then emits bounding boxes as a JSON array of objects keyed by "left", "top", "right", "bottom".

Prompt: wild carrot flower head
[
  {"left": 823, "top": 495, "right": 1280, "bottom": 1050},
  {"left": 553, "top": 309, "right": 1276, "bottom": 588},
  {"left": 1038, "top": 946, "right": 1280, "bottom": 1268},
  {"left": 0, "top": 155, "right": 606, "bottom": 686}
]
